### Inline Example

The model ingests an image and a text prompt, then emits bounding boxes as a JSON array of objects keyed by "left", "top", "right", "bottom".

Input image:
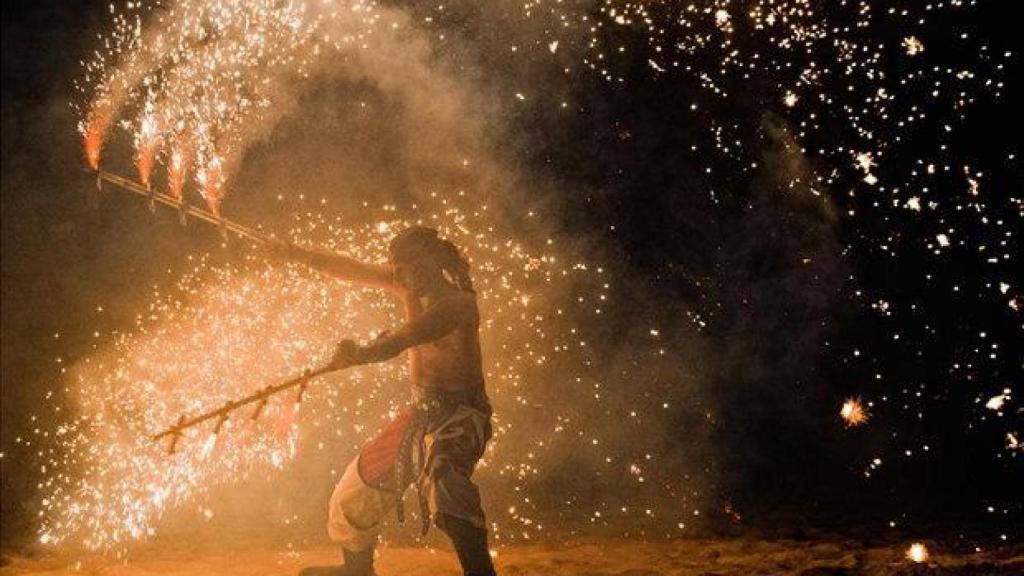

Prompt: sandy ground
[{"left": 2, "top": 538, "right": 1021, "bottom": 576}]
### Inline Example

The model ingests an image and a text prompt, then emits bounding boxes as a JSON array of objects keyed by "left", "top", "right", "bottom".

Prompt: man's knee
[{"left": 327, "top": 456, "right": 392, "bottom": 549}]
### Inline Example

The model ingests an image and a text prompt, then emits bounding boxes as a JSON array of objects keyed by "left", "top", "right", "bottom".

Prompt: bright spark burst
[
  {"left": 840, "top": 398, "right": 868, "bottom": 428},
  {"left": 903, "top": 36, "right": 924, "bottom": 56},
  {"left": 984, "top": 389, "right": 1011, "bottom": 412},
  {"left": 906, "top": 542, "right": 930, "bottom": 564}
]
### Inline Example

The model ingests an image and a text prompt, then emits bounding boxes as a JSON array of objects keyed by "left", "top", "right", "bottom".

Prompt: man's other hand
[{"left": 330, "top": 339, "right": 361, "bottom": 370}]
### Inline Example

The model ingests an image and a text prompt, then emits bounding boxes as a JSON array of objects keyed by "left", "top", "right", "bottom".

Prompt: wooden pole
[{"left": 152, "top": 364, "right": 337, "bottom": 453}]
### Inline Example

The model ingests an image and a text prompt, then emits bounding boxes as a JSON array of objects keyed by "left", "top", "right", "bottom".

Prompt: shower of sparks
[
  {"left": 58, "top": 0, "right": 1021, "bottom": 552},
  {"left": 511, "top": 0, "right": 1019, "bottom": 471},
  {"left": 74, "top": 0, "right": 379, "bottom": 204},
  {"left": 32, "top": 207, "right": 611, "bottom": 550}
]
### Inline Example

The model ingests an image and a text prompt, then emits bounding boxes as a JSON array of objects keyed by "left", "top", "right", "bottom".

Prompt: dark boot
[
  {"left": 440, "top": 514, "right": 497, "bottom": 576},
  {"left": 298, "top": 545, "right": 376, "bottom": 576}
]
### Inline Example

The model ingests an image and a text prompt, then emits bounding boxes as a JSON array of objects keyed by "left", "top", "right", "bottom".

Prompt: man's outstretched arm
[
  {"left": 265, "top": 239, "right": 396, "bottom": 291},
  {"left": 333, "top": 295, "right": 476, "bottom": 367}
]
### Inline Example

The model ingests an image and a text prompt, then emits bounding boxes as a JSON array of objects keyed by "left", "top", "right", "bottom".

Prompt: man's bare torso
[{"left": 405, "top": 293, "right": 483, "bottom": 392}]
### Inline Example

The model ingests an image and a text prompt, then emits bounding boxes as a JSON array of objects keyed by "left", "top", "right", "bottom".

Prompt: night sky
[{"left": 2, "top": 0, "right": 1021, "bottom": 550}]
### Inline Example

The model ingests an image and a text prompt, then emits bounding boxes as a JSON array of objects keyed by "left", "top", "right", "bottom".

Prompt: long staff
[{"left": 152, "top": 364, "right": 339, "bottom": 454}]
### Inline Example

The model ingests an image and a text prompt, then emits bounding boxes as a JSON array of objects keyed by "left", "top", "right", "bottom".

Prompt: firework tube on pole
[{"left": 86, "top": 168, "right": 268, "bottom": 244}]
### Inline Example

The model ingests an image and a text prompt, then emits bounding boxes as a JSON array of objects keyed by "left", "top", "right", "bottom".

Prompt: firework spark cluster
[{"left": 76, "top": 0, "right": 378, "bottom": 212}]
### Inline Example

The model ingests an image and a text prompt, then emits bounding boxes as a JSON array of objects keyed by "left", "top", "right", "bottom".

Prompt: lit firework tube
[
  {"left": 134, "top": 113, "right": 159, "bottom": 188},
  {"left": 196, "top": 155, "right": 224, "bottom": 216},
  {"left": 81, "top": 103, "right": 111, "bottom": 171},
  {"left": 167, "top": 143, "right": 190, "bottom": 202}
]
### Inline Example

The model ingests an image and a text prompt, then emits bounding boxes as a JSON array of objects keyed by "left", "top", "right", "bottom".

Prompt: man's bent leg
[
  {"left": 300, "top": 457, "right": 393, "bottom": 576},
  {"left": 327, "top": 456, "right": 393, "bottom": 550},
  {"left": 301, "top": 409, "right": 412, "bottom": 576}
]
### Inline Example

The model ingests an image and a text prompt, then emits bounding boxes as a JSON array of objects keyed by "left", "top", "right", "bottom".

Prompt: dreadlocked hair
[{"left": 388, "top": 226, "right": 475, "bottom": 293}]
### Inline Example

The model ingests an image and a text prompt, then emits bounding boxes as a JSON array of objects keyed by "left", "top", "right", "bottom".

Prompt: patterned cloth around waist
[{"left": 358, "top": 385, "right": 491, "bottom": 535}]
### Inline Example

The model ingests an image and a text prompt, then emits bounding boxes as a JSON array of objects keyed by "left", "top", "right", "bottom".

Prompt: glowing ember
[
  {"left": 984, "top": 390, "right": 1011, "bottom": 411},
  {"left": 903, "top": 36, "right": 925, "bottom": 56},
  {"left": 840, "top": 398, "right": 868, "bottom": 428},
  {"left": 906, "top": 542, "right": 929, "bottom": 564}
]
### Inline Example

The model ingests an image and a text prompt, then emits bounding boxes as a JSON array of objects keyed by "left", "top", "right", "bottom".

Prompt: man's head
[{"left": 388, "top": 226, "right": 473, "bottom": 295}]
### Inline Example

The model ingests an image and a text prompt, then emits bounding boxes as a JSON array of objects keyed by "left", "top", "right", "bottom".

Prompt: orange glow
[
  {"left": 82, "top": 107, "right": 110, "bottom": 171},
  {"left": 167, "top": 145, "right": 189, "bottom": 201},
  {"left": 135, "top": 115, "right": 159, "bottom": 187},
  {"left": 840, "top": 397, "right": 868, "bottom": 427},
  {"left": 197, "top": 156, "right": 224, "bottom": 215},
  {"left": 906, "top": 542, "right": 929, "bottom": 563}
]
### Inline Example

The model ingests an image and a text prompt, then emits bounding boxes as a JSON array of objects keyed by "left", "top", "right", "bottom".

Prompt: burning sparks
[
  {"left": 903, "top": 36, "right": 924, "bottom": 56},
  {"left": 81, "top": 107, "right": 111, "bottom": 171},
  {"left": 196, "top": 156, "right": 225, "bottom": 215},
  {"left": 840, "top": 398, "right": 868, "bottom": 428},
  {"left": 134, "top": 112, "right": 159, "bottom": 187},
  {"left": 906, "top": 542, "right": 930, "bottom": 564},
  {"left": 167, "top": 146, "right": 188, "bottom": 201}
]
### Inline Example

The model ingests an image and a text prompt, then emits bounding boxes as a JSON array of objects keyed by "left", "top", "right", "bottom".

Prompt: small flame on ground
[{"left": 906, "top": 542, "right": 929, "bottom": 564}]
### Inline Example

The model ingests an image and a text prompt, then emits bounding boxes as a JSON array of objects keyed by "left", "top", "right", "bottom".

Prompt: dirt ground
[{"left": 2, "top": 538, "right": 1021, "bottom": 576}]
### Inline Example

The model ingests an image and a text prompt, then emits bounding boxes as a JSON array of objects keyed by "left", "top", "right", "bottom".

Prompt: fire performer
[{"left": 267, "top": 227, "right": 497, "bottom": 576}]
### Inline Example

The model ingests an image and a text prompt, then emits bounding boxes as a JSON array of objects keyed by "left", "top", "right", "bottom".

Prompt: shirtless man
[{"left": 267, "top": 227, "right": 496, "bottom": 576}]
